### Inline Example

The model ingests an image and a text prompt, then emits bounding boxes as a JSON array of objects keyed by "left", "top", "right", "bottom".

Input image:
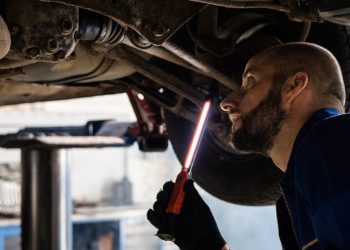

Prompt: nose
[{"left": 220, "top": 91, "right": 240, "bottom": 112}]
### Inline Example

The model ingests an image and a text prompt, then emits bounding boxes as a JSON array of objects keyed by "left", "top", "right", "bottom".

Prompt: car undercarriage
[{"left": 1, "top": 0, "right": 350, "bottom": 206}]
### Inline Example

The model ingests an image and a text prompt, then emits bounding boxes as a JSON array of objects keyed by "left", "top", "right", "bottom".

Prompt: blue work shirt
[{"left": 280, "top": 108, "right": 350, "bottom": 250}]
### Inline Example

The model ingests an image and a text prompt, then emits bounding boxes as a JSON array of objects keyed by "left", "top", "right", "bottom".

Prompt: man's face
[{"left": 220, "top": 57, "right": 287, "bottom": 154}]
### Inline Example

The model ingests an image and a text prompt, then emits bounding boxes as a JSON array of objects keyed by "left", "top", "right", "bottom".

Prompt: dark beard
[{"left": 230, "top": 87, "right": 286, "bottom": 154}]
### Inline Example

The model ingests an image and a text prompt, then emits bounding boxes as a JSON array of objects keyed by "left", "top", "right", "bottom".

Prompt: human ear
[{"left": 281, "top": 72, "right": 309, "bottom": 106}]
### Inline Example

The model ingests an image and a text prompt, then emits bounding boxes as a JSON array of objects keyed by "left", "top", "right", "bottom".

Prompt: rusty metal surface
[
  {"left": 0, "top": 79, "right": 123, "bottom": 106},
  {"left": 7, "top": 43, "right": 138, "bottom": 84},
  {"left": 38, "top": 0, "right": 206, "bottom": 45},
  {"left": 189, "top": 0, "right": 289, "bottom": 12},
  {"left": 6, "top": 0, "right": 79, "bottom": 62},
  {"left": 123, "top": 36, "right": 202, "bottom": 74}
]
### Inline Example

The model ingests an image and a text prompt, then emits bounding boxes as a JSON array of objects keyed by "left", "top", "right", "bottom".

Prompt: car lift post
[
  {"left": 0, "top": 121, "right": 136, "bottom": 250},
  {"left": 21, "top": 147, "right": 71, "bottom": 250}
]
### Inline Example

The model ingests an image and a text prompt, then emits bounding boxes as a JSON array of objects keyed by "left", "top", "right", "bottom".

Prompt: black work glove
[{"left": 147, "top": 180, "right": 226, "bottom": 250}]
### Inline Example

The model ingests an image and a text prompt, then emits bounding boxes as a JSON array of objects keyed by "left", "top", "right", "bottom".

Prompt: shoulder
[
  {"left": 304, "top": 112, "right": 350, "bottom": 166},
  {"left": 297, "top": 113, "right": 350, "bottom": 201},
  {"left": 313, "top": 112, "right": 350, "bottom": 133},
  {"left": 307, "top": 113, "right": 350, "bottom": 147}
]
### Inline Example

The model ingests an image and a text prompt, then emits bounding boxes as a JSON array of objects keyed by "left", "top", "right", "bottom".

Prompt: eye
[{"left": 246, "top": 76, "right": 255, "bottom": 86}]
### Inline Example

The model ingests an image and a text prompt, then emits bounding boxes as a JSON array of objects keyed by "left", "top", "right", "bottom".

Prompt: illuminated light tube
[{"left": 183, "top": 99, "right": 212, "bottom": 170}]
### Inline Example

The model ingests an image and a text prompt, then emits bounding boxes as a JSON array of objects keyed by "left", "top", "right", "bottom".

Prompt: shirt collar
[{"left": 280, "top": 108, "right": 340, "bottom": 189}]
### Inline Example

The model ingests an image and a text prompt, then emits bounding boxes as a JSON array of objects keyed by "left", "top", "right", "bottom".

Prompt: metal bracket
[{"left": 38, "top": 0, "right": 207, "bottom": 45}]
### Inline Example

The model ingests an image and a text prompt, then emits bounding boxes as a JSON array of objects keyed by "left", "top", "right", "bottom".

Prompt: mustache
[
  {"left": 228, "top": 109, "right": 242, "bottom": 116},
  {"left": 227, "top": 109, "right": 243, "bottom": 123}
]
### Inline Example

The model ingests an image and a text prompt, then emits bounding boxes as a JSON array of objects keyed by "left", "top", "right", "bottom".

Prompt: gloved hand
[{"left": 147, "top": 179, "right": 226, "bottom": 250}]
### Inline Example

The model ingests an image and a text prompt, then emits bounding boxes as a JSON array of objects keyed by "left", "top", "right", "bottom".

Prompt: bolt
[
  {"left": 151, "top": 23, "right": 169, "bottom": 38},
  {"left": 26, "top": 48, "right": 40, "bottom": 58},
  {"left": 74, "top": 31, "right": 81, "bottom": 40},
  {"left": 128, "top": 30, "right": 152, "bottom": 49},
  {"left": 46, "top": 37, "right": 59, "bottom": 53},
  {"left": 55, "top": 50, "right": 66, "bottom": 60},
  {"left": 61, "top": 18, "right": 73, "bottom": 34}
]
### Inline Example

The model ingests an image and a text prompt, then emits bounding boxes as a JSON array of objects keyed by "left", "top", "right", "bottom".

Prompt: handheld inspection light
[{"left": 157, "top": 99, "right": 212, "bottom": 241}]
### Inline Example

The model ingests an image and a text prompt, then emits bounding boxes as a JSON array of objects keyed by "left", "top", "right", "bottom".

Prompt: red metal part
[
  {"left": 126, "top": 88, "right": 165, "bottom": 136},
  {"left": 127, "top": 87, "right": 168, "bottom": 152}
]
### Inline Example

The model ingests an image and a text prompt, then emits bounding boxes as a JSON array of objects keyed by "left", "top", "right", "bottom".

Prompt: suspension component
[
  {"left": 162, "top": 41, "right": 238, "bottom": 90},
  {"left": 127, "top": 88, "right": 168, "bottom": 152},
  {"left": 189, "top": 0, "right": 289, "bottom": 13},
  {"left": 79, "top": 10, "right": 126, "bottom": 47},
  {"left": 95, "top": 45, "right": 204, "bottom": 105},
  {"left": 39, "top": 0, "right": 205, "bottom": 45},
  {"left": 94, "top": 18, "right": 126, "bottom": 47}
]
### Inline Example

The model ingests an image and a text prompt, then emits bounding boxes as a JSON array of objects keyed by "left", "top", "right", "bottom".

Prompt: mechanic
[{"left": 147, "top": 42, "right": 349, "bottom": 250}]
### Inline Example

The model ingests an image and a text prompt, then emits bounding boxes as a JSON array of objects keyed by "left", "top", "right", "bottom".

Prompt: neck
[
  {"left": 268, "top": 111, "right": 313, "bottom": 172},
  {"left": 269, "top": 102, "right": 344, "bottom": 172},
  {"left": 268, "top": 87, "right": 346, "bottom": 171}
]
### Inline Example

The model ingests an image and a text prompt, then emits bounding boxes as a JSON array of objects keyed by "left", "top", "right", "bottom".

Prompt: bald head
[{"left": 254, "top": 42, "right": 346, "bottom": 108}]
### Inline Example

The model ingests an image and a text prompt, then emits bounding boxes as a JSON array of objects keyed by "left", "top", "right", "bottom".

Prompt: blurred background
[{"left": 0, "top": 94, "right": 280, "bottom": 250}]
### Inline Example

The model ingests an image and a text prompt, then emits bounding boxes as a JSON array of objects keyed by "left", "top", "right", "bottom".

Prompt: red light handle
[
  {"left": 166, "top": 170, "right": 188, "bottom": 214},
  {"left": 158, "top": 99, "right": 211, "bottom": 242}
]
